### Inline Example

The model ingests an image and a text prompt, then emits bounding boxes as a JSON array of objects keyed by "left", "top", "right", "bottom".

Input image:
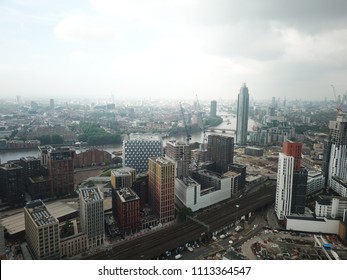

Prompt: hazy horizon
[{"left": 1, "top": 0, "right": 347, "bottom": 101}]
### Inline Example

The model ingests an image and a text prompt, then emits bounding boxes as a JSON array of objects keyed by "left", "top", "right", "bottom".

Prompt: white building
[
  {"left": 175, "top": 170, "right": 238, "bottom": 212},
  {"left": 79, "top": 187, "right": 105, "bottom": 248},
  {"left": 24, "top": 200, "right": 60, "bottom": 259},
  {"left": 275, "top": 153, "right": 294, "bottom": 220},
  {"left": 315, "top": 196, "right": 347, "bottom": 219},
  {"left": 307, "top": 171, "right": 325, "bottom": 196}
]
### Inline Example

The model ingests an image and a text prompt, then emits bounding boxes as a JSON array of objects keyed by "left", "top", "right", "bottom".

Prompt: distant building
[
  {"left": 0, "top": 161, "right": 25, "bottom": 206},
  {"left": 123, "top": 133, "right": 163, "bottom": 173},
  {"left": 245, "top": 146, "right": 264, "bottom": 157},
  {"left": 148, "top": 157, "right": 175, "bottom": 223},
  {"left": 207, "top": 135, "right": 234, "bottom": 174},
  {"left": 236, "top": 83, "right": 249, "bottom": 145},
  {"left": 74, "top": 149, "right": 112, "bottom": 168},
  {"left": 24, "top": 200, "right": 60, "bottom": 259},
  {"left": 79, "top": 187, "right": 105, "bottom": 248},
  {"left": 115, "top": 188, "right": 140, "bottom": 233},
  {"left": 50, "top": 98, "right": 54, "bottom": 109},
  {"left": 210, "top": 100, "right": 217, "bottom": 118},
  {"left": 227, "top": 163, "right": 246, "bottom": 189},
  {"left": 307, "top": 171, "right": 325, "bottom": 196}
]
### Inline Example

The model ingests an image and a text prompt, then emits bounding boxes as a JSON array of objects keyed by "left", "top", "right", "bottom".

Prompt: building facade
[
  {"left": 115, "top": 188, "right": 140, "bottom": 233},
  {"left": 24, "top": 200, "right": 60, "bottom": 259},
  {"left": 275, "top": 141, "right": 307, "bottom": 220},
  {"left": 236, "top": 83, "right": 249, "bottom": 145},
  {"left": 148, "top": 157, "right": 175, "bottom": 223},
  {"left": 207, "top": 135, "right": 234, "bottom": 174},
  {"left": 79, "top": 187, "right": 104, "bottom": 248},
  {"left": 123, "top": 134, "right": 163, "bottom": 173},
  {"left": 74, "top": 149, "right": 112, "bottom": 168},
  {"left": 165, "top": 140, "right": 191, "bottom": 179},
  {"left": 0, "top": 161, "right": 25, "bottom": 205},
  {"left": 47, "top": 147, "right": 75, "bottom": 196},
  {"left": 324, "top": 115, "right": 347, "bottom": 196}
]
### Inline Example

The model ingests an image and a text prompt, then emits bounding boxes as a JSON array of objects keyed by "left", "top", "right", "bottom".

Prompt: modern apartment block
[
  {"left": 123, "top": 133, "right": 163, "bottom": 173},
  {"left": 110, "top": 167, "right": 136, "bottom": 190},
  {"left": 47, "top": 147, "right": 75, "bottom": 196},
  {"left": 24, "top": 200, "right": 60, "bottom": 259},
  {"left": 236, "top": 83, "right": 249, "bottom": 146},
  {"left": 148, "top": 157, "right": 175, "bottom": 223},
  {"left": 207, "top": 135, "right": 234, "bottom": 174},
  {"left": 115, "top": 188, "right": 140, "bottom": 233},
  {"left": 79, "top": 187, "right": 104, "bottom": 248},
  {"left": 165, "top": 140, "right": 191, "bottom": 179},
  {"left": 275, "top": 141, "right": 307, "bottom": 220},
  {"left": 315, "top": 196, "right": 347, "bottom": 219}
]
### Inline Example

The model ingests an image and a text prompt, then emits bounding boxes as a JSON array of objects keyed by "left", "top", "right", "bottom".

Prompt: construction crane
[
  {"left": 331, "top": 84, "right": 343, "bottom": 117},
  {"left": 195, "top": 94, "right": 207, "bottom": 150},
  {"left": 179, "top": 102, "right": 191, "bottom": 144}
]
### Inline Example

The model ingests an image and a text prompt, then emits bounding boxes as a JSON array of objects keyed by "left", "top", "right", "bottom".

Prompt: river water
[{"left": 0, "top": 113, "right": 255, "bottom": 163}]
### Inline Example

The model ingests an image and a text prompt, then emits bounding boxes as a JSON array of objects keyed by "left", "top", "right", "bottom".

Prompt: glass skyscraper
[{"left": 236, "top": 83, "right": 249, "bottom": 145}]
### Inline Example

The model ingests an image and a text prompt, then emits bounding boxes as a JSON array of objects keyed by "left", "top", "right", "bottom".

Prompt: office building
[
  {"left": 165, "top": 140, "right": 191, "bottom": 179},
  {"left": 228, "top": 163, "right": 246, "bottom": 189},
  {"left": 115, "top": 188, "right": 140, "bottom": 233},
  {"left": 236, "top": 83, "right": 249, "bottom": 145},
  {"left": 123, "top": 133, "right": 163, "bottom": 173},
  {"left": 148, "top": 157, "right": 175, "bottom": 223},
  {"left": 24, "top": 200, "right": 60, "bottom": 259},
  {"left": 207, "top": 135, "right": 234, "bottom": 174},
  {"left": 79, "top": 187, "right": 105, "bottom": 248},
  {"left": 210, "top": 100, "right": 217, "bottom": 118},
  {"left": 275, "top": 141, "right": 307, "bottom": 220}
]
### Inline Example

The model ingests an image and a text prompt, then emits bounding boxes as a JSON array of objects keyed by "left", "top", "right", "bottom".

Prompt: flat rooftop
[
  {"left": 25, "top": 200, "right": 58, "bottom": 227},
  {"left": 80, "top": 187, "right": 102, "bottom": 202},
  {"left": 128, "top": 133, "right": 162, "bottom": 141}
]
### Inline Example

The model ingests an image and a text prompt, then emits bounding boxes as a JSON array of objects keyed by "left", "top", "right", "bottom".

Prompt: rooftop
[
  {"left": 80, "top": 187, "right": 102, "bottom": 202},
  {"left": 25, "top": 200, "right": 58, "bottom": 227}
]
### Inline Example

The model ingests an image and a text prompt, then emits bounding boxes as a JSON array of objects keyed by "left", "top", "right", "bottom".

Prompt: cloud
[
  {"left": 54, "top": 14, "right": 117, "bottom": 42},
  {"left": 69, "top": 51, "right": 90, "bottom": 61}
]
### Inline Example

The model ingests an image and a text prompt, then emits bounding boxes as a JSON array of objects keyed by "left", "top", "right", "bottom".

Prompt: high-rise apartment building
[
  {"left": 207, "top": 135, "right": 234, "bottom": 174},
  {"left": 236, "top": 83, "right": 249, "bottom": 146},
  {"left": 323, "top": 115, "right": 347, "bottom": 196},
  {"left": 123, "top": 134, "right": 163, "bottom": 173},
  {"left": 275, "top": 141, "right": 307, "bottom": 220},
  {"left": 79, "top": 187, "right": 104, "bottom": 248},
  {"left": 24, "top": 200, "right": 60, "bottom": 259},
  {"left": 148, "top": 157, "right": 175, "bottom": 223},
  {"left": 165, "top": 140, "right": 191, "bottom": 179},
  {"left": 110, "top": 168, "right": 136, "bottom": 190},
  {"left": 47, "top": 147, "right": 75, "bottom": 196},
  {"left": 210, "top": 100, "right": 217, "bottom": 118}
]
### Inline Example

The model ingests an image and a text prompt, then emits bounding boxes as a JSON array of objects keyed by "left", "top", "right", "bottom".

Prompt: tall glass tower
[{"left": 236, "top": 83, "right": 249, "bottom": 145}]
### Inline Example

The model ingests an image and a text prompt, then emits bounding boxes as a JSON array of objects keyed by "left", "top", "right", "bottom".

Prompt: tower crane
[
  {"left": 179, "top": 102, "right": 191, "bottom": 144},
  {"left": 196, "top": 94, "right": 207, "bottom": 150},
  {"left": 331, "top": 84, "right": 343, "bottom": 117}
]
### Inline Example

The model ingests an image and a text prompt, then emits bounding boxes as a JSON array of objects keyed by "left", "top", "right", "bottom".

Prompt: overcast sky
[{"left": 1, "top": 0, "right": 347, "bottom": 102}]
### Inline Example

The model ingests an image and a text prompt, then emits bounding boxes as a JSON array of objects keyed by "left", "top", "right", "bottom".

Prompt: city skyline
[{"left": 1, "top": 1, "right": 347, "bottom": 101}]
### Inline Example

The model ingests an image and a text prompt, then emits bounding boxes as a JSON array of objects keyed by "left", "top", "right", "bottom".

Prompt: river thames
[{"left": 0, "top": 114, "right": 255, "bottom": 163}]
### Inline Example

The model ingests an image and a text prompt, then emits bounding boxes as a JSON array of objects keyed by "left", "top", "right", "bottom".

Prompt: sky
[{"left": 1, "top": 0, "right": 347, "bottom": 102}]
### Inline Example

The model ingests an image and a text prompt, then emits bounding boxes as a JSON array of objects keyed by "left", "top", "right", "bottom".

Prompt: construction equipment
[
  {"left": 331, "top": 84, "right": 343, "bottom": 117},
  {"left": 179, "top": 102, "right": 191, "bottom": 144}
]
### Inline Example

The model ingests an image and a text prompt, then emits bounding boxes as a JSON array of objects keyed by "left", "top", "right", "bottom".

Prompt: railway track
[{"left": 83, "top": 186, "right": 275, "bottom": 260}]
